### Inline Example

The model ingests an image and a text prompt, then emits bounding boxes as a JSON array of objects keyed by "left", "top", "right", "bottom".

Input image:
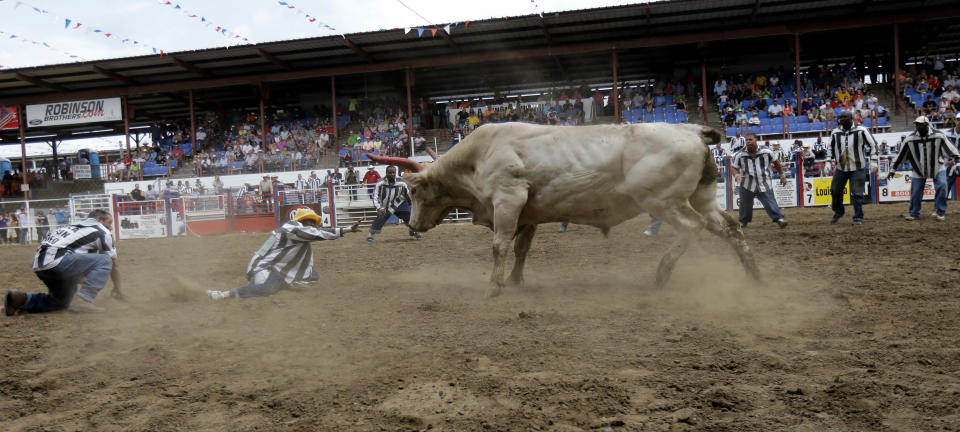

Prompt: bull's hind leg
[
  {"left": 507, "top": 224, "right": 537, "bottom": 287},
  {"left": 690, "top": 184, "right": 761, "bottom": 281},
  {"left": 651, "top": 204, "right": 705, "bottom": 289}
]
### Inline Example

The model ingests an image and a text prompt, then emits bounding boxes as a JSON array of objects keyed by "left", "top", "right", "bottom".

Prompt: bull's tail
[{"left": 698, "top": 126, "right": 722, "bottom": 185}]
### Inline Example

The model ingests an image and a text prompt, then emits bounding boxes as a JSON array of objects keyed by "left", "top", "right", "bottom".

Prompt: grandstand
[{"left": 1, "top": 0, "right": 959, "bottom": 233}]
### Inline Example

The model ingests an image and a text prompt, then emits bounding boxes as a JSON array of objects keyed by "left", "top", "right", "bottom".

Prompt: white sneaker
[
  {"left": 643, "top": 228, "right": 656, "bottom": 236},
  {"left": 206, "top": 290, "right": 233, "bottom": 300},
  {"left": 933, "top": 212, "right": 945, "bottom": 222},
  {"left": 68, "top": 300, "right": 105, "bottom": 314}
]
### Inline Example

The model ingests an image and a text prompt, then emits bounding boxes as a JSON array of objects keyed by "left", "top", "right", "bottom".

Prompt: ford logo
[{"left": 28, "top": 119, "right": 42, "bottom": 125}]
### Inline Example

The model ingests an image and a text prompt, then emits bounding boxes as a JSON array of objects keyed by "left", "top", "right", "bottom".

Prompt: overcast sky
[{"left": 1, "top": 0, "right": 641, "bottom": 70}]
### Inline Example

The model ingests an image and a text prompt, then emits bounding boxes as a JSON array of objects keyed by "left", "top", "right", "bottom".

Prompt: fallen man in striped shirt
[
  {"left": 888, "top": 116, "right": 960, "bottom": 221},
  {"left": 206, "top": 209, "right": 360, "bottom": 300},
  {"left": 4, "top": 209, "right": 122, "bottom": 315}
]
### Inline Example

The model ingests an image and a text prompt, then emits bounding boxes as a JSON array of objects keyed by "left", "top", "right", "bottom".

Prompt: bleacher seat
[{"left": 726, "top": 127, "right": 738, "bottom": 137}]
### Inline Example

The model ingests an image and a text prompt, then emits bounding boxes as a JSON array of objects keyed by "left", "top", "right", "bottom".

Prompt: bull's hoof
[
  {"left": 506, "top": 275, "right": 524, "bottom": 288},
  {"left": 485, "top": 284, "right": 503, "bottom": 298}
]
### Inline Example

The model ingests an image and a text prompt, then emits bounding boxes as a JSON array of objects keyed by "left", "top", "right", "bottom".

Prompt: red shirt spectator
[{"left": 362, "top": 167, "right": 381, "bottom": 184}]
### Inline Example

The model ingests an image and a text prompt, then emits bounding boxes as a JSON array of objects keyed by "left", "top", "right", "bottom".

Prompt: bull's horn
[
  {"left": 425, "top": 147, "right": 439, "bottom": 161},
  {"left": 366, "top": 153, "right": 424, "bottom": 172}
]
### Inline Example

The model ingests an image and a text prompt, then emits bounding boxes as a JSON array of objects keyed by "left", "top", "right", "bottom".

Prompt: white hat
[
  {"left": 914, "top": 116, "right": 930, "bottom": 124},
  {"left": 803, "top": 143, "right": 811, "bottom": 148}
]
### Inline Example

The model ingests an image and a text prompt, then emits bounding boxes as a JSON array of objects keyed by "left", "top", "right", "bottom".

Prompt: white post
[
  {"left": 25, "top": 200, "right": 32, "bottom": 243},
  {"left": 410, "top": 136, "right": 414, "bottom": 157},
  {"left": 434, "top": 137, "right": 438, "bottom": 154}
]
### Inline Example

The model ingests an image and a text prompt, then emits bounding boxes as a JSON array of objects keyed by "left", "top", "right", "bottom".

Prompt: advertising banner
[
  {"left": 732, "top": 179, "right": 798, "bottom": 210},
  {"left": 72, "top": 164, "right": 92, "bottom": 179},
  {"left": 801, "top": 176, "right": 859, "bottom": 207},
  {"left": 0, "top": 105, "right": 19, "bottom": 130},
  {"left": 716, "top": 182, "right": 729, "bottom": 210},
  {"left": 878, "top": 173, "right": 935, "bottom": 202},
  {"left": 118, "top": 214, "right": 166, "bottom": 239},
  {"left": 26, "top": 97, "right": 122, "bottom": 127}
]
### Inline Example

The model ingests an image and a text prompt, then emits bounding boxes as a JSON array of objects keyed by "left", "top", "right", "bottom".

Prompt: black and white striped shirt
[
  {"left": 732, "top": 149, "right": 777, "bottom": 193},
  {"left": 729, "top": 136, "right": 746, "bottom": 154},
  {"left": 307, "top": 176, "right": 323, "bottom": 190},
  {"left": 828, "top": 126, "right": 879, "bottom": 171},
  {"left": 944, "top": 128, "right": 960, "bottom": 176},
  {"left": 294, "top": 178, "right": 309, "bottom": 191},
  {"left": 891, "top": 131, "right": 960, "bottom": 179},
  {"left": 711, "top": 146, "right": 728, "bottom": 167},
  {"left": 246, "top": 221, "right": 345, "bottom": 285},
  {"left": 373, "top": 177, "right": 412, "bottom": 213},
  {"left": 32, "top": 219, "right": 117, "bottom": 271},
  {"left": 943, "top": 128, "right": 960, "bottom": 148}
]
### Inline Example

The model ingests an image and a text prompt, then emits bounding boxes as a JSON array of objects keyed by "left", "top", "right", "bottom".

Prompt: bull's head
[{"left": 366, "top": 149, "right": 457, "bottom": 232}]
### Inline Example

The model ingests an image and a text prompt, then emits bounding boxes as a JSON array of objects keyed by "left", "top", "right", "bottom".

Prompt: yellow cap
[{"left": 291, "top": 208, "right": 321, "bottom": 225}]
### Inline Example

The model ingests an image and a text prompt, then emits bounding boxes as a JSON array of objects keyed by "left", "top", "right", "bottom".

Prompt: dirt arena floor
[{"left": 1, "top": 203, "right": 958, "bottom": 432}]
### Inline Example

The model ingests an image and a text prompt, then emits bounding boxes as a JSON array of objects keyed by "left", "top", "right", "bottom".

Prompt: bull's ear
[{"left": 403, "top": 172, "right": 423, "bottom": 187}]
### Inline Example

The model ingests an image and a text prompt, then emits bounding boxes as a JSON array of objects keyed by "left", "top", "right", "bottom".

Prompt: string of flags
[
  {"left": 0, "top": 0, "right": 166, "bottom": 56},
  {"left": 404, "top": 21, "right": 468, "bottom": 38},
  {"left": 275, "top": 1, "right": 336, "bottom": 32},
  {"left": 154, "top": 1, "right": 251, "bottom": 43},
  {"left": 0, "top": 30, "right": 87, "bottom": 66},
  {"left": 530, "top": 0, "right": 545, "bottom": 18}
]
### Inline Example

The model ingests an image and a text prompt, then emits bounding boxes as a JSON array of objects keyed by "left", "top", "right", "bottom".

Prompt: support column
[
  {"left": 611, "top": 50, "right": 619, "bottom": 124},
  {"left": 331, "top": 76, "right": 338, "bottom": 142},
  {"left": 123, "top": 96, "right": 131, "bottom": 157},
  {"left": 259, "top": 83, "right": 267, "bottom": 150},
  {"left": 50, "top": 139, "right": 59, "bottom": 181},
  {"left": 406, "top": 68, "right": 414, "bottom": 156},
  {"left": 18, "top": 104, "right": 29, "bottom": 200},
  {"left": 701, "top": 61, "right": 709, "bottom": 126},
  {"left": 894, "top": 23, "right": 901, "bottom": 115},
  {"left": 795, "top": 33, "right": 801, "bottom": 109},
  {"left": 189, "top": 89, "right": 197, "bottom": 154}
]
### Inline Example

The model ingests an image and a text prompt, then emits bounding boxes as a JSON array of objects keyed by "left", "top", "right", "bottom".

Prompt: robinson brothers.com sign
[{"left": 26, "top": 97, "right": 122, "bottom": 127}]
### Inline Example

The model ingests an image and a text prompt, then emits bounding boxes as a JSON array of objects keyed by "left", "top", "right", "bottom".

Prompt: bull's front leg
[
  {"left": 506, "top": 224, "right": 537, "bottom": 288},
  {"left": 487, "top": 196, "right": 525, "bottom": 298}
]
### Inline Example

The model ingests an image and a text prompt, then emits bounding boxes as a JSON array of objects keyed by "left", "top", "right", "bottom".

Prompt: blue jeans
[
  {"left": 235, "top": 270, "right": 287, "bottom": 299},
  {"left": 948, "top": 173, "right": 958, "bottom": 200},
  {"left": 909, "top": 171, "right": 948, "bottom": 217},
  {"left": 369, "top": 202, "right": 413, "bottom": 235},
  {"left": 831, "top": 169, "right": 867, "bottom": 221},
  {"left": 23, "top": 253, "right": 113, "bottom": 313},
  {"left": 738, "top": 187, "right": 784, "bottom": 226}
]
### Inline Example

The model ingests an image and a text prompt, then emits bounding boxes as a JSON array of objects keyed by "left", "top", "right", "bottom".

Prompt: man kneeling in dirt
[
  {"left": 206, "top": 209, "right": 360, "bottom": 300},
  {"left": 4, "top": 209, "right": 122, "bottom": 315}
]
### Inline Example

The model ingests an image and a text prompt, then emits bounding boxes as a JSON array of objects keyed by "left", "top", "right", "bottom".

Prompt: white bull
[{"left": 369, "top": 122, "right": 758, "bottom": 297}]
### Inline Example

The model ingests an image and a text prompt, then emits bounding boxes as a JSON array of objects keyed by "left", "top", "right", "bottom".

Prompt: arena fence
[{"left": 4, "top": 160, "right": 957, "bottom": 244}]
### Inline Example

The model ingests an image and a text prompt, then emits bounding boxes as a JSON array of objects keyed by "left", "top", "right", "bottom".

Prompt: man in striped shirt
[
  {"left": 888, "top": 116, "right": 960, "bottom": 221},
  {"left": 828, "top": 110, "right": 880, "bottom": 225},
  {"left": 732, "top": 133, "right": 788, "bottom": 229},
  {"left": 943, "top": 114, "right": 960, "bottom": 199},
  {"left": 4, "top": 209, "right": 121, "bottom": 315},
  {"left": 366, "top": 165, "right": 421, "bottom": 244},
  {"left": 206, "top": 208, "right": 360, "bottom": 300}
]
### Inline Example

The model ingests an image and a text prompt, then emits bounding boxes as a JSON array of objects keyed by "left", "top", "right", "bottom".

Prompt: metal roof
[{"left": 2, "top": 0, "right": 960, "bottom": 144}]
